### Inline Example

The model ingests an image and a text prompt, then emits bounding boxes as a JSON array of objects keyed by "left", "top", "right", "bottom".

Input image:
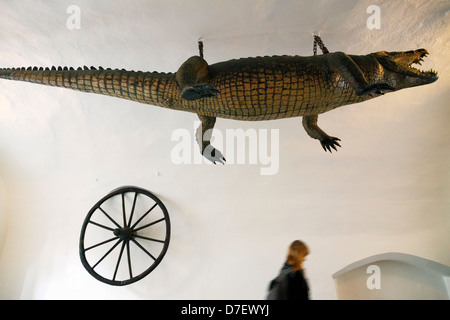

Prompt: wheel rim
[{"left": 79, "top": 186, "right": 170, "bottom": 286}]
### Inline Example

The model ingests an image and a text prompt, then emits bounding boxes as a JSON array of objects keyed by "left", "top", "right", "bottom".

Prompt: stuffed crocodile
[{"left": 0, "top": 38, "right": 438, "bottom": 163}]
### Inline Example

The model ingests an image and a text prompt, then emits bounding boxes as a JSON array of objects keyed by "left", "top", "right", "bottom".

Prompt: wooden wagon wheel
[{"left": 79, "top": 186, "right": 170, "bottom": 286}]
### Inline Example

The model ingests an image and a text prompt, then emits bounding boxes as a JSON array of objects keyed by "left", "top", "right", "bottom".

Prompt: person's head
[{"left": 286, "top": 240, "right": 309, "bottom": 271}]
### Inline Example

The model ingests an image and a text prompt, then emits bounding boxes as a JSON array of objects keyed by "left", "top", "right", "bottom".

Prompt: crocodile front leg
[
  {"left": 196, "top": 114, "right": 226, "bottom": 164},
  {"left": 333, "top": 52, "right": 395, "bottom": 96},
  {"left": 302, "top": 115, "right": 341, "bottom": 152}
]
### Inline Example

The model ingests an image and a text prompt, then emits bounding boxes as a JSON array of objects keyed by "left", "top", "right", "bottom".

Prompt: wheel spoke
[
  {"left": 127, "top": 192, "right": 138, "bottom": 228},
  {"left": 130, "top": 202, "right": 158, "bottom": 229},
  {"left": 98, "top": 207, "right": 121, "bottom": 229},
  {"left": 133, "top": 217, "right": 165, "bottom": 232},
  {"left": 126, "top": 242, "right": 133, "bottom": 279},
  {"left": 113, "top": 241, "right": 127, "bottom": 281},
  {"left": 121, "top": 193, "right": 127, "bottom": 227},
  {"left": 92, "top": 238, "right": 122, "bottom": 270},
  {"left": 133, "top": 234, "right": 165, "bottom": 244},
  {"left": 84, "top": 236, "right": 117, "bottom": 251},
  {"left": 131, "top": 238, "right": 156, "bottom": 260},
  {"left": 89, "top": 220, "right": 115, "bottom": 232}
]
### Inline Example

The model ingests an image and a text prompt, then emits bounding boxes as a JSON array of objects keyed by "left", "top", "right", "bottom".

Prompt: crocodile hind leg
[
  {"left": 302, "top": 115, "right": 341, "bottom": 152},
  {"left": 196, "top": 114, "right": 226, "bottom": 164},
  {"left": 176, "top": 56, "right": 219, "bottom": 100}
]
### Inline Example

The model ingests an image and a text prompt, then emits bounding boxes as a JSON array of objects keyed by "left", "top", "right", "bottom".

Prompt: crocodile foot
[
  {"left": 203, "top": 145, "right": 226, "bottom": 164},
  {"left": 321, "top": 136, "right": 341, "bottom": 153},
  {"left": 181, "top": 84, "right": 220, "bottom": 101},
  {"left": 356, "top": 83, "right": 395, "bottom": 96}
]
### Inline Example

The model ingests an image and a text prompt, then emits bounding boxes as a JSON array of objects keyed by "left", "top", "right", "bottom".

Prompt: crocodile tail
[{"left": 0, "top": 66, "right": 177, "bottom": 107}]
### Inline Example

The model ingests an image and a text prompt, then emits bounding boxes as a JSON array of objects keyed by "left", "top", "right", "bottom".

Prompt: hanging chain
[
  {"left": 198, "top": 39, "right": 204, "bottom": 59},
  {"left": 313, "top": 40, "right": 317, "bottom": 56},
  {"left": 199, "top": 35, "right": 327, "bottom": 58},
  {"left": 313, "top": 34, "right": 329, "bottom": 56}
]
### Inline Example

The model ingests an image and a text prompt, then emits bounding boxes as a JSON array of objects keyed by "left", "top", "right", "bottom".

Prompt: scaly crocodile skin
[
  {"left": 0, "top": 66, "right": 175, "bottom": 108},
  {"left": 0, "top": 54, "right": 371, "bottom": 121}
]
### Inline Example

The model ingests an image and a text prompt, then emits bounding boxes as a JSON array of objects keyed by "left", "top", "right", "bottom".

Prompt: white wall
[{"left": 0, "top": 0, "right": 449, "bottom": 299}]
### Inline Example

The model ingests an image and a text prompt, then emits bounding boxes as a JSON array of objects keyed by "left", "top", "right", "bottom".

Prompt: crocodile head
[{"left": 373, "top": 49, "right": 438, "bottom": 89}]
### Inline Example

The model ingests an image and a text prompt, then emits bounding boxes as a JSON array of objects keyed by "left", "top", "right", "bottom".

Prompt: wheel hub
[{"left": 113, "top": 227, "right": 134, "bottom": 241}]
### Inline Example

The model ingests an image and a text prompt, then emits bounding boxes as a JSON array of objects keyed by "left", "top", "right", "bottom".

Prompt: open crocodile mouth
[
  {"left": 402, "top": 49, "right": 438, "bottom": 78},
  {"left": 378, "top": 49, "right": 438, "bottom": 80}
]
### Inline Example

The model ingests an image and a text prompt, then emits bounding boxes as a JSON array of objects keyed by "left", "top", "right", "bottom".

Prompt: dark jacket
[
  {"left": 269, "top": 263, "right": 309, "bottom": 300},
  {"left": 284, "top": 263, "right": 309, "bottom": 300}
]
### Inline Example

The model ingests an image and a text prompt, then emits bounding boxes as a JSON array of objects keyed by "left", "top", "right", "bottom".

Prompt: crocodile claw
[
  {"left": 321, "top": 136, "right": 341, "bottom": 153},
  {"left": 203, "top": 145, "right": 226, "bottom": 164}
]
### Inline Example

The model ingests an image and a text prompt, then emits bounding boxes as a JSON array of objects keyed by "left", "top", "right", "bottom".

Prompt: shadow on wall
[{"left": 332, "top": 252, "right": 450, "bottom": 300}]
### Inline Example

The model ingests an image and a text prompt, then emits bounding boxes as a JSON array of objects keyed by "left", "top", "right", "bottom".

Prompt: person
[{"left": 267, "top": 240, "right": 310, "bottom": 300}]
